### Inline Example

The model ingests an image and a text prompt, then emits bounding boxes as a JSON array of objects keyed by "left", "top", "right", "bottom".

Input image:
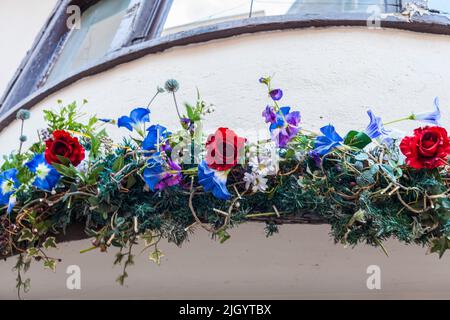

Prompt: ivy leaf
[
  {"left": 26, "top": 247, "right": 40, "bottom": 257},
  {"left": 149, "top": 249, "right": 164, "bottom": 265},
  {"left": 141, "top": 230, "right": 154, "bottom": 246},
  {"left": 43, "top": 237, "right": 57, "bottom": 250},
  {"left": 344, "top": 131, "right": 372, "bottom": 150},
  {"left": 430, "top": 236, "right": 450, "bottom": 259},
  {"left": 44, "top": 259, "right": 57, "bottom": 272},
  {"left": 18, "top": 228, "right": 35, "bottom": 242},
  {"left": 217, "top": 230, "right": 231, "bottom": 244}
]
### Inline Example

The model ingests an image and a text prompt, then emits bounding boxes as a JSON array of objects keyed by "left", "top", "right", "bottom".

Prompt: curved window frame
[{"left": 1, "top": 0, "right": 450, "bottom": 132}]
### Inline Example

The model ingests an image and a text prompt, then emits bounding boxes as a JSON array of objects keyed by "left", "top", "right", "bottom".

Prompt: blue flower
[
  {"left": 412, "top": 97, "right": 441, "bottom": 125},
  {"left": 0, "top": 169, "right": 19, "bottom": 214},
  {"left": 26, "top": 154, "right": 61, "bottom": 191},
  {"left": 143, "top": 155, "right": 181, "bottom": 192},
  {"left": 118, "top": 108, "right": 150, "bottom": 135},
  {"left": 7, "top": 195, "right": 16, "bottom": 215},
  {"left": 364, "top": 110, "right": 391, "bottom": 139},
  {"left": 198, "top": 161, "right": 231, "bottom": 200},
  {"left": 142, "top": 125, "right": 171, "bottom": 151},
  {"left": 313, "top": 125, "right": 344, "bottom": 156}
]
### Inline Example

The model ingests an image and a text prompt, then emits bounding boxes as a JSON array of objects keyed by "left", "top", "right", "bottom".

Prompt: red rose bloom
[
  {"left": 45, "top": 130, "right": 85, "bottom": 167},
  {"left": 400, "top": 126, "right": 450, "bottom": 169},
  {"left": 205, "top": 127, "right": 246, "bottom": 171}
]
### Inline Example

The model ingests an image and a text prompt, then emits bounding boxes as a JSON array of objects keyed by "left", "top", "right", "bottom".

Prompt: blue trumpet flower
[
  {"left": 0, "top": 169, "right": 19, "bottom": 214},
  {"left": 143, "top": 155, "right": 181, "bottom": 192},
  {"left": 142, "top": 125, "right": 171, "bottom": 151},
  {"left": 198, "top": 161, "right": 231, "bottom": 200},
  {"left": 364, "top": 110, "right": 391, "bottom": 139},
  {"left": 313, "top": 125, "right": 344, "bottom": 156},
  {"left": 412, "top": 97, "right": 441, "bottom": 125},
  {"left": 118, "top": 108, "right": 150, "bottom": 135},
  {"left": 26, "top": 154, "right": 61, "bottom": 191}
]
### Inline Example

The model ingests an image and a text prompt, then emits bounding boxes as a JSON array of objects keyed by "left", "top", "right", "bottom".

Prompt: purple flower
[
  {"left": 269, "top": 89, "right": 283, "bottom": 101},
  {"left": 313, "top": 125, "right": 343, "bottom": 156},
  {"left": 268, "top": 107, "right": 301, "bottom": 148},
  {"left": 309, "top": 150, "right": 322, "bottom": 167},
  {"left": 259, "top": 77, "right": 270, "bottom": 85},
  {"left": 412, "top": 97, "right": 441, "bottom": 125},
  {"left": 143, "top": 155, "right": 181, "bottom": 192},
  {"left": 262, "top": 106, "right": 277, "bottom": 123},
  {"left": 364, "top": 110, "right": 390, "bottom": 139}
]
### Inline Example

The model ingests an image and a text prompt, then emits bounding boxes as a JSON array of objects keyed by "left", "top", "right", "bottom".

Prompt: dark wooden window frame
[
  {"left": 1, "top": 0, "right": 450, "bottom": 133},
  {"left": 0, "top": 0, "right": 173, "bottom": 116}
]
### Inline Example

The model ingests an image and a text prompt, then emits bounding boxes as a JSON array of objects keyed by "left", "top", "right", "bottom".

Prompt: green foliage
[{"left": 0, "top": 95, "right": 448, "bottom": 300}]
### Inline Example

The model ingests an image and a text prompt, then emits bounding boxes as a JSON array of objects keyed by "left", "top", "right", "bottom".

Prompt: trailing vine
[{"left": 0, "top": 77, "right": 448, "bottom": 298}]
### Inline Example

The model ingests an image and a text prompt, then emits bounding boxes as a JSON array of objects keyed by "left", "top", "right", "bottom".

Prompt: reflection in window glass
[
  {"left": 47, "top": 0, "right": 131, "bottom": 83},
  {"left": 428, "top": 0, "right": 450, "bottom": 13},
  {"left": 162, "top": 0, "right": 400, "bottom": 36}
]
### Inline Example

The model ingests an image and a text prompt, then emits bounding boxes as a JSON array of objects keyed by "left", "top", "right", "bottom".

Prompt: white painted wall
[
  {"left": 0, "top": 26, "right": 450, "bottom": 299},
  {"left": 1, "top": 27, "right": 450, "bottom": 153},
  {"left": 0, "top": 0, "right": 57, "bottom": 95}
]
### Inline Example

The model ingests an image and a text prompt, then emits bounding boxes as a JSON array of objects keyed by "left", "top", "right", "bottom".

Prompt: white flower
[
  {"left": 244, "top": 172, "right": 256, "bottom": 190},
  {"left": 249, "top": 155, "right": 277, "bottom": 176},
  {"left": 244, "top": 172, "right": 268, "bottom": 193}
]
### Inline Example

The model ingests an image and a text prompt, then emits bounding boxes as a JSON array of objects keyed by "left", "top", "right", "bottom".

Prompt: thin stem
[
  {"left": 383, "top": 116, "right": 412, "bottom": 126},
  {"left": 146, "top": 91, "right": 160, "bottom": 110},
  {"left": 172, "top": 92, "right": 182, "bottom": 120},
  {"left": 18, "top": 119, "right": 25, "bottom": 155},
  {"left": 249, "top": 0, "right": 254, "bottom": 18}
]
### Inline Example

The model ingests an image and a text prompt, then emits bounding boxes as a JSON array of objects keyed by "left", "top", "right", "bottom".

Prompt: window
[
  {"left": 0, "top": 0, "right": 171, "bottom": 115},
  {"left": 161, "top": 0, "right": 402, "bottom": 36},
  {"left": 428, "top": 0, "right": 450, "bottom": 13},
  {"left": 0, "top": 0, "right": 442, "bottom": 120},
  {"left": 46, "top": 0, "right": 132, "bottom": 83}
]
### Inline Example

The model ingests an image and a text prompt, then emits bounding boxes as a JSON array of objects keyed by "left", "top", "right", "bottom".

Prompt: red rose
[
  {"left": 400, "top": 126, "right": 450, "bottom": 169},
  {"left": 205, "top": 127, "right": 246, "bottom": 171},
  {"left": 45, "top": 130, "right": 85, "bottom": 167}
]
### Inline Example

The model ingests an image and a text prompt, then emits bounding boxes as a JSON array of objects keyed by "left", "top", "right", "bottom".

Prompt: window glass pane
[
  {"left": 162, "top": 0, "right": 399, "bottom": 36},
  {"left": 47, "top": 0, "right": 131, "bottom": 83},
  {"left": 428, "top": 0, "right": 450, "bottom": 13}
]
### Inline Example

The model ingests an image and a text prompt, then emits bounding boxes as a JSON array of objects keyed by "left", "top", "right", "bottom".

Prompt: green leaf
[
  {"left": 52, "top": 163, "right": 78, "bottom": 178},
  {"left": 126, "top": 175, "right": 137, "bottom": 189},
  {"left": 430, "top": 236, "right": 450, "bottom": 259},
  {"left": 18, "top": 228, "right": 35, "bottom": 242},
  {"left": 344, "top": 131, "right": 372, "bottom": 150},
  {"left": 26, "top": 247, "right": 39, "bottom": 257},
  {"left": 149, "top": 249, "right": 164, "bottom": 265},
  {"left": 44, "top": 259, "right": 57, "bottom": 272},
  {"left": 43, "top": 237, "right": 57, "bottom": 250},
  {"left": 56, "top": 155, "right": 71, "bottom": 166},
  {"left": 112, "top": 156, "right": 125, "bottom": 172},
  {"left": 217, "top": 230, "right": 231, "bottom": 244}
]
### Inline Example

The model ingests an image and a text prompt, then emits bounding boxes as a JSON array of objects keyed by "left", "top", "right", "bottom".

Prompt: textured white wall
[
  {"left": 0, "top": 0, "right": 57, "bottom": 95},
  {"left": 1, "top": 27, "right": 450, "bottom": 153},
  {"left": 1, "top": 27, "right": 450, "bottom": 299}
]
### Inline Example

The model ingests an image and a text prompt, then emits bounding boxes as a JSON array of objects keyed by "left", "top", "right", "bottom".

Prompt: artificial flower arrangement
[{"left": 0, "top": 77, "right": 449, "bottom": 298}]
